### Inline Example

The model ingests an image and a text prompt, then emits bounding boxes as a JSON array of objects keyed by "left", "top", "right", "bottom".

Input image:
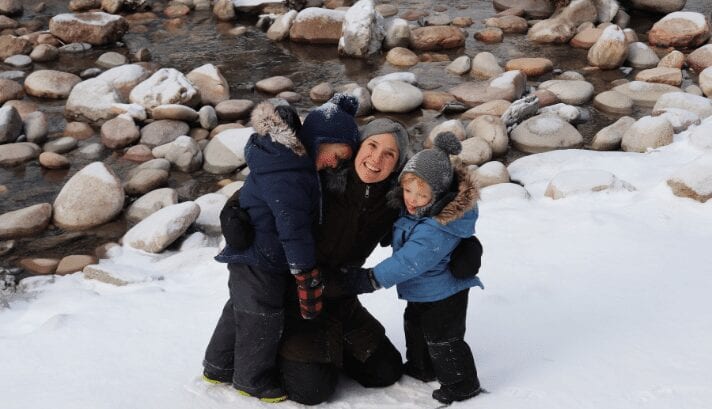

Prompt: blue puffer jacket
[
  {"left": 373, "top": 163, "right": 483, "bottom": 302},
  {"left": 215, "top": 102, "right": 320, "bottom": 272}
]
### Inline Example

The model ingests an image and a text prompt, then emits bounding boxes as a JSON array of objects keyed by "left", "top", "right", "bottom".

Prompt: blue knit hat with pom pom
[
  {"left": 399, "top": 131, "right": 462, "bottom": 200},
  {"left": 300, "top": 93, "right": 360, "bottom": 158}
]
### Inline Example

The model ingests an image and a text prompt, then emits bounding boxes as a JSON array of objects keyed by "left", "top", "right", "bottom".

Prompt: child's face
[
  {"left": 315, "top": 143, "right": 353, "bottom": 170},
  {"left": 402, "top": 178, "right": 432, "bottom": 215}
]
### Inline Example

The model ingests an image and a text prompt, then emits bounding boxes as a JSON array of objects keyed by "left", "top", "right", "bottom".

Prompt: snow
[
  {"left": 3, "top": 130, "right": 712, "bottom": 409},
  {"left": 529, "top": 114, "right": 564, "bottom": 134},
  {"left": 690, "top": 119, "right": 712, "bottom": 149},
  {"left": 367, "top": 72, "right": 417, "bottom": 91},
  {"left": 82, "top": 161, "right": 119, "bottom": 184},
  {"left": 51, "top": 12, "right": 122, "bottom": 25},
  {"left": 668, "top": 152, "right": 712, "bottom": 196},
  {"left": 214, "top": 127, "right": 253, "bottom": 159},
  {"left": 660, "top": 11, "right": 708, "bottom": 29},
  {"left": 489, "top": 70, "right": 521, "bottom": 89},
  {"left": 295, "top": 7, "right": 346, "bottom": 23},
  {"left": 598, "top": 24, "right": 624, "bottom": 42}
]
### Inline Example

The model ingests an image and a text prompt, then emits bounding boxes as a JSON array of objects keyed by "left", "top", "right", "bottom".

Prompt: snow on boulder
[
  {"left": 267, "top": 10, "right": 297, "bottom": 41},
  {"left": 651, "top": 92, "right": 712, "bottom": 120},
  {"left": 510, "top": 113, "right": 583, "bottom": 154},
  {"left": 655, "top": 108, "right": 700, "bottom": 133},
  {"left": 383, "top": 17, "right": 410, "bottom": 49},
  {"left": 621, "top": 116, "right": 674, "bottom": 153},
  {"left": 0, "top": 203, "right": 52, "bottom": 240},
  {"left": 544, "top": 169, "right": 635, "bottom": 200},
  {"left": 367, "top": 72, "right": 416, "bottom": 92},
  {"left": 203, "top": 127, "right": 252, "bottom": 174},
  {"left": 666, "top": 153, "right": 712, "bottom": 203},
  {"left": 126, "top": 188, "right": 178, "bottom": 223},
  {"left": 194, "top": 193, "right": 227, "bottom": 234},
  {"left": 689, "top": 118, "right": 712, "bottom": 150},
  {"left": 371, "top": 80, "right": 423, "bottom": 113},
  {"left": 129, "top": 68, "right": 198, "bottom": 112},
  {"left": 96, "top": 64, "right": 151, "bottom": 102},
  {"left": 65, "top": 77, "right": 122, "bottom": 124},
  {"left": 612, "top": 81, "right": 680, "bottom": 108},
  {"left": 648, "top": 12, "right": 711, "bottom": 49},
  {"left": 49, "top": 12, "right": 129, "bottom": 46},
  {"left": 473, "top": 161, "right": 510, "bottom": 188},
  {"left": 186, "top": 64, "right": 230, "bottom": 106},
  {"left": 289, "top": 7, "right": 345, "bottom": 44},
  {"left": 53, "top": 162, "right": 125, "bottom": 230},
  {"left": 338, "top": 0, "right": 385, "bottom": 58},
  {"left": 479, "top": 182, "right": 530, "bottom": 202},
  {"left": 152, "top": 135, "right": 203, "bottom": 173},
  {"left": 587, "top": 25, "right": 628, "bottom": 70},
  {"left": 122, "top": 201, "right": 200, "bottom": 253},
  {"left": 232, "top": 0, "right": 281, "bottom": 12},
  {"left": 528, "top": 0, "right": 598, "bottom": 44}
]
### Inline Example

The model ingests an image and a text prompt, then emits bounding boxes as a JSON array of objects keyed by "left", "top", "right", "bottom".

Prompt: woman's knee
[{"left": 281, "top": 359, "right": 337, "bottom": 405}]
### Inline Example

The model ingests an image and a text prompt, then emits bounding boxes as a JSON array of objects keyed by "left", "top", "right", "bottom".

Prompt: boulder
[
  {"left": 591, "top": 116, "right": 635, "bottom": 150},
  {"left": 151, "top": 104, "right": 198, "bottom": 122},
  {"left": 510, "top": 114, "right": 583, "bottom": 153},
  {"left": 52, "top": 162, "right": 125, "bottom": 230},
  {"left": 49, "top": 12, "right": 129, "bottom": 45},
  {"left": 528, "top": 0, "right": 598, "bottom": 44},
  {"left": 122, "top": 201, "right": 200, "bottom": 253},
  {"left": 387, "top": 47, "right": 419, "bottom": 67},
  {"left": 383, "top": 17, "right": 409, "bottom": 49},
  {"left": 666, "top": 153, "right": 712, "bottom": 203},
  {"left": 461, "top": 100, "right": 511, "bottom": 119},
  {"left": 689, "top": 119, "right": 712, "bottom": 150},
  {"left": 466, "top": 115, "right": 508, "bottom": 156},
  {"left": 686, "top": 44, "right": 712, "bottom": 72},
  {"left": 151, "top": 135, "right": 203, "bottom": 173},
  {"left": 635, "top": 67, "right": 682, "bottom": 86},
  {"left": 371, "top": 80, "right": 423, "bottom": 113},
  {"left": 96, "top": 64, "right": 151, "bottom": 102},
  {"left": 0, "top": 105, "right": 22, "bottom": 144},
  {"left": 0, "top": 0, "right": 22, "bottom": 15},
  {"left": 0, "top": 35, "right": 32, "bottom": 59},
  {"left": 593, "top": 90, "right": 633, "bottom": 115},
  {"left": 202, "top": 127, "right": 252, "bottom": 174},
  {"left": 630, "top": 0, "right": 687, "bottom": 14},
  {"left": 504, "top": 57, "right": 553, "bottom": 77},
  {"left": 621, "top": 116, "right": 674, "bottom": 153},
  {"left": 101, "top": 116, "right": 140, "bottom": 149},
  {"left": 648, "top": 12, "right": 711, "bottom": 49},
  {"left": 255, "top": 75, "right": 294, "bottom": 94},
  {"left": 700, "top": 67, "right": 712, "bottom": 97},
  {"left": 485, "top": 15, "right": 528, "bottom": 34},
  {"left": 570, "top": 27, "right": 602, "bottom": 48},
  {"left": 194, "top": 193, "right": 227, "bottom": 234},
  {"left": 651, "top": 92, "right": 712, "bottom": 119},
  {"left": 139, "top": 120, "right": 190, "bottom": 148},
  {"left": 55, "top": 255, "right": 98, "bottom": 275},
  {"left": 29, "top": 44, "right": 59, "bottom": 62},
  {"left": 23, "top": 70, "right": 82, "bottom": 99},
  {"left": 215, "top": 99, "right": 254, "bottom": 120},
  {"left": 426, "top": 120, "right": 467, "bottom": 148},
  {"left": 124, "top": 168, "right": 169, "bottom": 196},
  {"left": 39, "top": 152, "right": 70, "bottom": 169},
  {"left": 289, "top": 7, "right": 345, "bottom": 44},
  {"left": 538, "top": 80, "right": 594, "bottom": 105},
  {"left": 492, "top": 0, "right": 552, "bottom": 19},
  {"left": 267, "top": 10, "right": 297, "bottom": 41},
  {"left": 421, "top": 91, "right": 458, "bottom": 111},
  {"left": 96, "top": 51, "right": 127, "bottom": 68},
  {"left": 479, "top": 182, "right": 530, "bottom": 202},
  {"left": 309, "top": 82, "right": 334, "bottom": 102},
  {"left": 626, "top": 42, "right": 660, "bottom": 69},
  {"left": 545, "top": 169, "right": 634, "bottom": 199},
  {"left": 0, "top": 78, "right": 23, "bottom": 104},
  {"left": 409, "top": 26, "right": 465, "bottom": 50},
  {"left": 126, "top": 187, "right": 178, "bottom": 223},
  {"left": 458, "top": 137, "right": 493, "bottom": 166},
  {"left": 338, "top": 0, "right": 384, "bottom": 58},
  {"left": 43, "top": 136, "right": 78, "bottom": 154},
  {"left": 0, "top": 203, "right": 52, "bottom": 239},
  {"left": 658, "top": 50, "right": 685, "bottom": 69},
  {"left": 474, "top": 27, "right": 504, "bottom": 43},
  {"left": 470, "top": 52, "right": 503, "bottom": 79},
  {"left": 129, "top": 68, "right": 198, "bottom": 112},
  {"left": 186, "top": 63, "right": 230, "bottom": 106},
  {"left": 473, "top": 161, "right": 510, "bottom": 188},
  {"left": 655, "top": 108, "right": 700, "bottom": 133},
  {"left": 612, "top": 81, "right": 680, "bottom": 108},
  {"left": 23, "top": 111, "right": 48, "bottom": 144},
  {"left": 65, "top": 78, "right": 122, "bottom": 123},
  {"left": 587, "top": 25, "right": 628, "bottom": 69}
]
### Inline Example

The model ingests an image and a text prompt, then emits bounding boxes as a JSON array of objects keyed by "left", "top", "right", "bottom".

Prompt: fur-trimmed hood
[
  {"left": 251, "top": 101, "right": 306, "bottom": 156},
  {"left": 388, "top": 160, "right": 479, "bottom": 225}
]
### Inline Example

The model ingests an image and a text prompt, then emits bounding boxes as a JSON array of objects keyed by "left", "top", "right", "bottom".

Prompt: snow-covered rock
[
  {"left": 202, "top": 127, "right": 252, "bottom": 174},
  {"left": 194, "top": 193, "right": 227, "bottom": 234},
  {"left": 289, "top": 7, "right": 345, "bottom": 44},
  {"left": 626, "top": 42, "right": 659, "bottom": 69},
  {"left": 510, "top": 114, "right": 583, "bottom": 153},
  {"left": 49, "top": 12, "right": 129, "bottom": 45},
  {"left": 96, "top": 64, "right": 151, "bottom": 102},
  {"left": 267, "top": 10, "right": 297, "bottom": 41},
  {"left": 479, "top": 182, "right": 530, "bottom": 201},
  {"left": 371, "top": 80, "right": 422, "bottom": 113},
  {"left": 473, "top": 161, "right": 510, "bottom": 188},
  {"left": 186, "top": 64, "right": 230, "bottom": 106},
  {"left": 612, "top": 81, "right": 680, "bottom": 108},
  {"left": 122, "top": 201, "right": 200, "bottom": 253},
  {"left": 65, "top": 77, "right": 122, "bottom": 123},
  {"left": 621, "top": 116, "right": 674, "bottom": 153},
  {"left": 338, "top": 0, "right": 384, "bottom": 58},
  {"left": 655, "top": 108, "right": 700, "bottom": 133},
  {"left": 545, "top": 169, "right": 634, "bottom": 199},
  {"left": 129, "top": 68, "right": 198, "bottom": 112},
  {"left": 648, "top": 12, "right": 711, "bottom": 49},
  {"left": 528, "top": 0, "right": 598, "bottom": 44},
  {"left": 666, "top": 153, "right": 712, "bottom": 203},
  {"left": 651, "top": 92, "right": 712, "bottom": 120},
  {"left": 152, "top": 135, "right": 203, "bottom": 173},
  {"left": 126, "top": 188, "right": 178, "bottom": 223},
  {"left": 587, "top": 25, "right": 627, "bottom": 70},
  {"left": 466, "top": 115, "right": 508, "bottom": 156},
  {"left": 538, "top": 80, "right": 594, "bottom": 105},
  {"left": 689, "top": 119, "right": 712, "bottom": 150}
]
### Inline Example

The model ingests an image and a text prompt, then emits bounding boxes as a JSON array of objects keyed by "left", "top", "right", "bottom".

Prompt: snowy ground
[{"left": 2, "top": 134, "right": 712, "bottom": 409}]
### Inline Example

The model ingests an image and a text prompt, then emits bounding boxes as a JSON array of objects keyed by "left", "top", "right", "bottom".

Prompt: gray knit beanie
[
  {"left": 359, "top": 118, "right": 410, "bottom": 170},
  {"left": 399, "top": 132, "right": 462, "bottom": 200}
]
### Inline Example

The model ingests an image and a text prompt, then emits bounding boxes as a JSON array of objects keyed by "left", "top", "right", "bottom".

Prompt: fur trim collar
[{"left": 251, "top": 101, "right": 306, "bottom": 156}]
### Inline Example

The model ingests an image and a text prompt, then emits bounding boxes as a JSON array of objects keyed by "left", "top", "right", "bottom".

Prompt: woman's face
[{"left": 354, "top": 133, "right": 400, "bottom": 184}]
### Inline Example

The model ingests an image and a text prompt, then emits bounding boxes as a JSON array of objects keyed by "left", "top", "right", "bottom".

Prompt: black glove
[
  {"left": 449, "top": 235, "right": 483, "bottom": 279},
  {"left": 338, "top": 266, "right": 381, "bottom": 295},
  {"left": 219, "top": 189, "right": 254, "bottom": 250}
]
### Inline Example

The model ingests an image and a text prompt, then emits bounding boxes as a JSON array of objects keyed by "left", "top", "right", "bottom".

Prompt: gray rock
[
  {"left": 43, "top": 136, "right": 78, "bottom": 154},
  {"left": 151, "top": 135, "right": 203, "bottom": 173},
  {"left": 510, "top": 114, "right": 583, "bottom": 153},
  {"left": 127, "top": 158, "right": 171, "bottom": 180},
  {"left": 0, "top": 142, "right": 40, "bottom": 166},
  {"left": 126, "top": 187, "right": 178, "bottom": 223},
  {"left": 0, "top": 70, "right": 24, "bottom": 81},
  {"left": 0, "top": 105, "right": 23, "bottom": 144},
  {"left": 194, "top": 193, "right": 227, "bottom": 234},
  {"left": 78, "top": 143, "right": 104, "bottom": 159},
  {"left": 65, "top": 78, "right": 122, "bottom": 123},
  {"left": 630, "top": 0, "right": 686, "bottom": 14},
  {"left": 652, "top": 92, "right": 712, "bottom": 120},
  {"left": 626, "top": 42, "right": 659, "bottom": 69},
  {"left": 371, "top": 80, "right": 423, "bottom": 113},
  {"left": 591, "top": 116, "right": 635, "bottom": 150},
  {"left": 4, "top": 54, "right": 31, "bottom": 68},
  {"left": 23, "top": 111, "right": 48, "bottom": 144},
  {"left": 124, "top": 168, "right": 170, "bottom": 196},
  {"left": 59, "top": 42, "right": 92, "bottom": 53},
  {"left": 139, "top": 120, "right": 190, "bottom": 148},
  {"left": 198, "top": 105, "right": 218, "bottom": 130},
  {"left": 621, "top": 116, "right": 674, "bottom": 153}
]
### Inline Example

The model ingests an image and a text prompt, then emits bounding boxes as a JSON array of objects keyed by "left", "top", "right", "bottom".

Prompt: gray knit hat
[
  {"left": 359, "top": 118, "right": 410, "bottom": 170},
  {"left": 399, "top": 132, "right": 462, "bottom": 200}
]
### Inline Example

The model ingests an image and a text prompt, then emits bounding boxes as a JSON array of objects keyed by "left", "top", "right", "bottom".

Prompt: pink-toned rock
[
  {"left": 0, "top": 34, "right": 32, "bottom": 58},
  {"left": 409, "top": 26, "right": 465, "bottom": 50},
  {"left": 56, "top": 254, "right": 98, "bottom": 275},
  {"left": 452, "top": 17, "right": 473, "bottom": 27},
  {"left": 39, "top": 152, "right": 70, "bottom": 169},
  {"left": 24, "top": 70, "right": 81, "bottom": 99},
  {"left": 570, "top": 28, "right": 602, "bottom": 48},
  {"left": 658, "top": 50, "right": 685, "bottom": 69},
  {"left": 421, "top": 91, "right": 458, "bottom": 111},
  {"left": 635, "top": 67, "right": 682, "bottom": 86},
  {"left": 386, "top": 47, "right": 419, "bottom": 66},
  {"left": 49, "top": 12, "right": 129, "bottom": 46},
  {"left": 164, "top": 4, "right": 190, "bottom": 18},
  {"left": 289, "top": 8, "right": 344, "bottom": 44},
  {"left": 123, "top": 144, "right": 154, "bottom": 162},
  {"left": 461, "top": 100, "right": 511, "bottom": 120},
  {"left": 401, "top": 9, "right": 429, "bottom": 21},
  {"left": 474, "top": 27, "right": 503, "bottom": 43},
  {"left": 64, "top": 121, "right": 94, "bottom": 139},
  {"left": 484, "top": 15, "right": 528, "bottom": 34},
  {"left": 20, "top": 258, "right": 59, "bottom": 275},
  {"left": 505, "top": 57, "right": 553, "bottom": 77},
  {"left": 0, "top": 78, "right": 23, "bottom": 104},
  {"left": 687, "top": 44, "right": 712, "bottom": 72},
  {"left": 648, "top": 12, "right": 711, "bottom": 49},
  {"left": 534, "top": 89, "right": 559, "bottom": 107}
]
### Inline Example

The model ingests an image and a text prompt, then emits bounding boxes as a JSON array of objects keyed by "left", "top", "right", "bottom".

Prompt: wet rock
[
  {"left": 591, "top": 116, "right": 635, "bottom": 150},
  {"left": 256, "top": 75, "right": 294, "bottom": 94},
  {"left": 652, "top": 92, "right": 712, "bottom": 119},
  {"left": 570, "top": 27, "right": 601, "bottom": 48},
  {"left": 485, "top": 15, "right": 528, "bottom": 34},
  {"left": 686, "top": 44, "right": 712, "bottom": 72},
  {"left": 528, "top": 0, "right": 598, "bottom": 44},
  {"left": 123, "top": 201, "right": 200, "bottom": 253},
  {"left": 466, "top": 115, "right": 508, "bottom": 156},
  {"left": 473, "top": 161, "right": 509, "bottom": 188},
  {"left": 545, "top": 169, "right": 633, "bottom": 200},
  {"left": 0, "top": 203, "right": 52, "bottom": 239},
  {"left": 626, "top": 42, "right": 659, "bottom": 69},
  {"left": 593, "top": 90, "right": 633, "bottom": 114},
  {"left": 630, "top": 0, "right": 686, "bottom": 14},
  {"left": 386, "top": 47, "right": 418, "bottom": 67},
  {"left": 152, "top": 135, "right": 203, "bottom": 173},
  {"left": 667, "top": 153, "right": 712, "bottom": 203},
  {"left": 202, "top": 127, "right": 251, "bottom": 174},
  {"left": 0, "top": 34, "right": 31, "bottom": 59},
  {"left": 587, "top": 25, "right": 627, "bottom": 70},
  {"left": 53, "top": 162, "right": 124, "bottom": 230},
  {"left": 64, "top": 121, "right": 94, "bottom": 139},
  {"left": 510, "top": 114, "right": 583, "bottom": 153},
  {"left": 338, "top": 0, "right": 384, "bottom": 58},
  {"left": 267, "top": 10, "right": 296, "bottom": 41},
  {"left": 505, "top": 57, "right": 553, "bottom": 77},
  {"left": 309, "top": 82, "right": 334, "bottom": 102},
  {"left": 290, "top": 7, "right": 344, "bottom": 44},
  {"left": 3, "top": 54, "right": 31, "bottom": 68},
  {"left": 39, "top": 151, "right": 70, "bottom": 169},
  {"left": 100, "top": 116, "right": 139, "bottom": 149},
  {"left": 123, "top": 144, "right": 153, "bottom": 162},
  {"left": 29, "top": 43, "right": 59, "bottom": 62},
  {"left": 0, "top": 78, "right": 22, "bottom": 104},
  {"left": 151, "top": 104, "right": 198, "bottom": 122},
  {"left": 410, "top": 26, "right": 465, "bottom": 51},
  {"left": 22, "top": 111, "right": 48, "bottom": 144},
  {"left": 461, "top": 100, "right": 511, "bottom": 119},
  {"left": 194, "top": 193, "right": 227, "bottom": 234},
  {"left": 139, "top": 119, "right": 190, "bottom": 148},
  {"left": 446, "top": 56, "right": 471, "bottom": 75},
  {"left": 0, "top": 105, "right": 23, "bottom": 144},
  {"left": 215, "top": 99, "right": 254, "bottom": 120},
  {"left": 648, "top": 12, "right": 711, "bottom": 49},
  {"left": 655, "top": 108, "right": 700, "bottom": 133},
  {"left": 43, "top": 136, "right": 78, "bottom": 154},
  {"left": 96, "top": 51, "right": 127, "bottom": 68},
  {"left": 383, "top": 17, "right": 409, "bottom": 49},
  {"left": 0, "top": 70, "right": 24, "bottom": 80},
  {"left": 186, "top": 63, "right": 230, "bottom": 106},
  {"left": 426, "top": 119, "right": 466, "bottom": 148},
  {"left": 20, "top": 258, "right": 59, "bottom": 275},
  {"left": 611, "top": 81, "right": 680, "bottom": 108},
  {"left": 198, "top": 105, "right": 218, "bottom": 130},
  {"left": 55, "top": 255, "right": 97, "bottom": 275},
  {"left": 635, "top": 67, "right": 681, "bottom": 86},
  {"left": 65, "top": 78, "right": 122, "bottom": 123},
  {"left": 538, "top": 80, "right": 594, "bottom": 105},
  {"left": 474, "top": 27, "right": 503, "bottom": 43},
  {"left": 421, "top": 91, "right": 458, "bottom": 111},
  {"left": 124, "top": 168, "right": 169, "bottom": 196},
  {"left": 126, "top": 187, "right": 178, "bottom": 223},
  {"left": 658, "top": 50, "right": 685, "bottom": 69},
  {"left": 213, "top": 0, "right": 235, "bottom": 21},
  {"left": 621, "top": 116, "right": 673, "bottom": 153},
  {"left": 24, "top": 70, "right": 81, "bottom": 99},
  {"left": 371, "top": 80, "right": 422, "bottom": 113},
  {"left": 470, "top": 52, "right": 503, "bottom": 79},
  {"left": 59, "top": 42, "right": 92, "bottom": 53},
  {"left": 130, "top": 68, "right": 198, "bottom": 112},
  {"left": 49, "top": 12, "right": 129, "bottom": 45},
  {"left": 458, "top": 137, "right": 492, "bottom": 166}
]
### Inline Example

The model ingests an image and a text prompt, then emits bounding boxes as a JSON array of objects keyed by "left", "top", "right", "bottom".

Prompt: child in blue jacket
[{"left": 344, "top": 132, "right": 484, "bottom": 404}]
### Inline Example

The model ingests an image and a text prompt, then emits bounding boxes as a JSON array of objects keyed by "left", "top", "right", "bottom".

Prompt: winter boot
[
  {"left": 427, "top": 339, "right": 481, "bottom": 404},
  {"left": 202, "top": 371, "right": 231, "bottom": 385},
  {"left": 432, "top": 384, "right": 482, "bottom": 404},
  {"left": 236, "top": 386, "right": 288, "bottom": 403}
]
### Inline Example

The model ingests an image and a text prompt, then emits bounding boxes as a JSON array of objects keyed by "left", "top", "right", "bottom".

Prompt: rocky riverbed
[{"left": 1, "top": 0, "right": 712, "bottom": 283}]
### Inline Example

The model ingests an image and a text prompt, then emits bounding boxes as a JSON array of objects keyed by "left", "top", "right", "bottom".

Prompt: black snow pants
[{"left": 203, "top": 263, "right": 289, "bottom": 395}]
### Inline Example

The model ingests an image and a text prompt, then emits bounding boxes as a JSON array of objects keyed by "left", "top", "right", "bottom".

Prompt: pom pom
[
  {"left": 328, "top": 93, "right": 359, "bottom": 117},
  {"left": 433, "top": 132, "right": 462, "bottom": 155}
]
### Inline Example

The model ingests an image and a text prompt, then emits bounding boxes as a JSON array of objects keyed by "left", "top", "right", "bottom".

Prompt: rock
[
  {"left": 590, "top": 116, "right": 635, "bottom": 150},
  {"left": 612, "top": 81, "right": 680, "bottom": 108},
  {"left": 124, "top": 168, "right": 169, "bottom": 196},
  {"left": 473, "top": 161, "right": 509, "bottom": 188},
  {"left": 198, "top": 105, "right": 218, "bottom": 130},
  {"left": 39, "top": 152, "right": 70, "bottom": 169},
  {"left": 479, "top": 182, "right": 530, "bottom": 201},
  {"left": 95, "top": 52, "right": 126, "bottom": 69},
  {"left": 23, "top": 111, "right": 48, "bottom": 144},
  {"left": 528, "top": 0, "right": 598, "bottom": 44},
  {"left": 505, "top": 57, "right": 553, "bottom": 77},
  {"left": 423, "top": 12, "right": 451, "bottom": 26},
  {"left": 666, "top": 153, "right": 712, "bottom": 203},
  {"left": 655, "top": 108, "right": 700, "bottom": 133},
  {"left": 29, "top": 44, "right": 59, "bottom": 62},
  {"left": 309, "top": 82, "right": 334, "bottom": 102},
  {"left": 538, "top": 103, "right": 583, "bottom": 123},
  {"left": 43, "top": 136, "right": 78, "bottom": 154},
  {"left": 52, "top": 162, "right": 124, "bottom": 230},
  {"left": 127, "top": 158, "right": 170, "bottom": 180},
  {"left": 510, "top": 114, "right": 583, "bottom": 153},
  {"left": 49, "top": 12, "right": 129, "bottom": 45},
  {"left": 123, "top": 144, "right": 153, "bottom": 162},
  {"left": 630, "top": 0, "right": 687, "bottom": 14},
  {"left": 367, "top": 72, "right": 416, "bottom": 91},
  {"left": 151, "top": 135, "right": 202, "bottom": 173},
  {"left": 623, "top": 28, "right": 638, "bottom": 43},
  {"left": 626, "top": 42, "right": 660, "bottom": 69},
  {"left": 458, "top": 137, "right": 492, "bottom": 166},
  {"left": 213, "top": 0, "right": 235, "bottom": 20},
  {"left": 386, "top": 47, "right": 419, "bottom": 67},
  {"left": 700, "top": 67, "right": 712, "bottom": 97},
  {"left": 545, "top": 169, "right": 633, "bottom": 199},
  {"left": 255, "top": 75, "right": 294, "bottom": 94},
  {"left": 123, "top": 201, "right": 200, "bottom": 253},
  {"left": 129, "top": 68, "right": 198, "bottom": 112},
  {"left": 0, "top": 203, "right": 52, "bottom": 239},
  {"left": 215, "top": 99, "right": 254, "bottom": 120},
  {"left": 0, "top": 15, "right": 18, "bottom": 29},
  {"left": 425, "top": 120, "right": 466, "bottom": 148},
  {"left": 587, "top": 25, "right": 627, "bottom": 70},
  {"left": 421, "top": 91, "right": 458, "bottom": 111},
  {"left": 466, "top": 115, "right": 509, "bottom": 156},
  {"left": 452, "top": 70, "right": 526, "bottom": 107},
  {"left": 194, "top": 193, "right": 227, "bottom": 234},
  {"left": 23, "top": 70, "right": 81, "bottom": 99},
  {"left": 0, "top": 79, "right": 23, "bottom": 104},
  {"left": 570, "top": 27, "right": 602, "bottom": 48},
  {"left": 186, "top": 63, "right": 230, "bottom": 106},
  {"left": 3, "top": 54, "right": 31, "bottom": 68},
  {"left": 538, "top": 80, "right": 594, "bottom": 105},
  {"left": 65, "top": 78, "right": 122, "bottom": 124},
  {"left": 470, "top": 52, "right": 503, "bottom": 79},
  {"left": 202, "top": 127, "right": 252, "bottom": 174},
  {"left": 97, "top": 64, "right": 151, "bottom": 102},
  {"left": 375, "top": 4, "right": 396, "bottom": 17},
  {"left": 409, "top": 26, "right": 465, "bottom": 51},
  {"left": 474, "top": 27, "right": 504, "bottom": 43},
  {"left": 452, "top": 17, "right": 473, "bottom": 27},
  {"left": 0, "top": 35, "right": 31, "bottom": 59},
  {"left": 139, "top": 119, "right": 190, "bottom": 148},
  {"left": 689, "top": 119, "right": 712, "bottom": 149},
  {"left": 64, "top": 121, "right": 94, "bottom": 139},
  {"left": 686, "top": 44, "right": 712, "bottom": 72},
  {"left": 383, "top": 17, "right": 409, "bottom": 49},
  {"left": 635, "top": 67, "right": 682, "bottom": 86},
  {"left": 0, "top": 104, "right": 22, "bottom": 144},
  {"left": 648, "top": 12, "right": 711, "bottom": 49},
  {"left": 534, "top": 89, "right": 559, "bottom": 107},
  {"left": 267, "top": 10, "right": 297, "bottom": 41},
  {"left": 126, "top": 187, "right": 178, "bottom": 223},
  {"left": 289, "top": 7, "right": 345, "bottom": 44},
  {"left": 151, "top": 104, "right": 198, "bottom": 122},
  {"left": 484, "top": 15, "right": 528, "bottom": 34},
  {"left": 0, "top": 0, "right": 22, "bottom": 15},
  {"left": 20, "top": 258, "right": 59, "bottom": 275},
  {"left": 593, "top": 90, "right": 633, "bottom": 114},
  {"left": 621, "top": 116, "right": 674, "bottom": 153},
  {"left": 658, "top": 50, "right": 685, "bottom": 69},
  {"left": 461, "top": 100, "right": 511, "bottom": 119},
  {"left": 371, "top": 80, "right": 422, "bottom": 113},
  {"left": 338, "top": 0, "right": 384, "bottom": 58},
  {"left": 492, "top": 0, "right": 552, "bottom": 18},
  {"left": 652, "top": 92, "right": 712, "bottom": 119},
  {"left": 446, "top": 56, "right": 471, "bottom": 75},
  {"left": 100, "top": 116, "right": 139, "bottom": 149},
  {"left": 400, "top": 9, "right": 428, "bottom": 21},
  {"left": 55, "top": 255, "right": 97, "bottom": 275}
]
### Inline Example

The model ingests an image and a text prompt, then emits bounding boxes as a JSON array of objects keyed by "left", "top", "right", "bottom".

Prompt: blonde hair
[{"left": 400, "top": 172, "right": 430, "bottom": 190}]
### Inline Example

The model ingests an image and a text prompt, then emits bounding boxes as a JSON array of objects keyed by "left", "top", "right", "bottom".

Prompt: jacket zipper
[{"left": 364, "top": 185, "right": 370, "bottom": 199}]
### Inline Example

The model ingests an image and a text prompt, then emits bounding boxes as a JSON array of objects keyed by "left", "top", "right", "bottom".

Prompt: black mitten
[
  {"left": 449, "top": 236, "right": 483, "bottom": 279},
  {"left": 219, "top": 189, "right": 255, "bottom": 250},
  {"left": 339, "top": 266, "right": 381, "bottom": 295}
]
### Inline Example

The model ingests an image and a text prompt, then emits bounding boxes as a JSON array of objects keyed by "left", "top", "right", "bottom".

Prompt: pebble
[
  {"left": 39, "top": 151, "right": 70, "bottom": 169},
  {"left": 3, "top": 54, "right": 32, "bottom": 68},
  {"left": 96, "top": 51, "right": 128, "bottom": 68},
  {"left": 43, "top": 136, "right": 78, "bottom": 154}
]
